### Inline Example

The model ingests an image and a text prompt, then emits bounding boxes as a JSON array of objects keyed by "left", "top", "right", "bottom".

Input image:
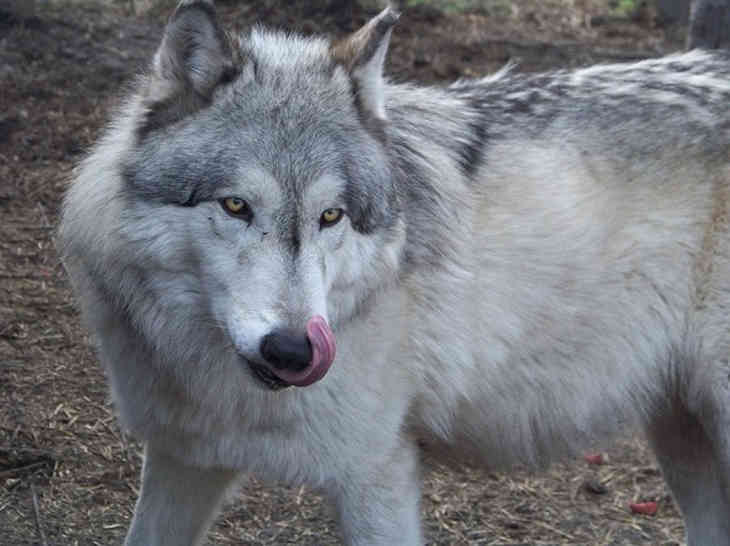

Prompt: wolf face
[{"left": 95, "top": 3, "right": 405, "bottom": 389}]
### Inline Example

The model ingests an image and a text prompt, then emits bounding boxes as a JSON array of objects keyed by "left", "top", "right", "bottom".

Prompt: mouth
[
  {"left": 249, "top": 362, "right": 292, "bottom": 391},
  {"left": 244, "top": 316, "right": 337, "bottom": 391}
]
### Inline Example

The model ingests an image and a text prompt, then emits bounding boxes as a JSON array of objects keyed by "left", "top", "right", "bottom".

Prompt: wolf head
[{"left": 64, "top": 1, "right": 406, "bottom": 391}]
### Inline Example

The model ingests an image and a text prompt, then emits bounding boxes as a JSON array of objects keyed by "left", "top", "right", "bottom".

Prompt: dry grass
[{"left": 0, "top": 1, "right": 688, "bottom": 544}]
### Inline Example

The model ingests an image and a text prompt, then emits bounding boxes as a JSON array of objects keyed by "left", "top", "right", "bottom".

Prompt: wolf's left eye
[
  {"left": 320, "top": 208, "right": 344, "bottom": 228},
  {"left": 221, "top": 197, "right": 253, "bottom": 221}
]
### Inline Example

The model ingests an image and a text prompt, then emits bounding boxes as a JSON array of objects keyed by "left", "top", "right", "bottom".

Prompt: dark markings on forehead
[
  {"left": 140, "top": 64, "right": 241, "bottom": 140},
  {"left": 122, "top": 133, "right": 231, "bottom": 206},
  {"left": 137, "top": 92, "right": 211, "bottom": 142},
  {"left": 286, "top": 207, "right": 301, "bottom": 256},
  {"left": 266, "top": 176, "right": 303, "bottom": 256}
]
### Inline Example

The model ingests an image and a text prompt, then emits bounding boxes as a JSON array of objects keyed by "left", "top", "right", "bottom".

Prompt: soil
[{"left": 0, "top": 1, "right": 691, "bottom": 544}]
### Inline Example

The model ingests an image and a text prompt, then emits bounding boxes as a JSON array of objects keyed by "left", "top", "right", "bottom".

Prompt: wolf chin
[{"left": 58, "top": 0, "right": 730, "bottom": 544}]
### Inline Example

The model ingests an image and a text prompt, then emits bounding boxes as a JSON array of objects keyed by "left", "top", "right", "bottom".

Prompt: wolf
[{"left": 58, "top": 0, "right": 730, "bottom": 544}]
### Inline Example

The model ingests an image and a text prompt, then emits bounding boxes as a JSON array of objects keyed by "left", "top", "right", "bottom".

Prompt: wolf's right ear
[
  {"left": 142, "top": 0, "right": 238, "bottom": 133},
  {"left": 331, "top": 7, "right": 399, "bottom": 126}
]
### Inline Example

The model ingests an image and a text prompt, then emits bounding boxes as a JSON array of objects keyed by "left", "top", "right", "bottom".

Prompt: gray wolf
[{"left": 58, "top": 1, "right": 730, "bottom": 544}]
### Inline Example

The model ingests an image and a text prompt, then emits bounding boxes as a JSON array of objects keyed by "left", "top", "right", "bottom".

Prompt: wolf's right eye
[{"left": 221, "top": 197, "right": 252, "bottom": 221}]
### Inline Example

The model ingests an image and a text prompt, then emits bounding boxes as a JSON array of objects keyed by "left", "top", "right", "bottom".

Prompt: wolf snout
[
  {"left": 260, "top": 329, "right": 312, "bottom": 372},
  {"left": 251, "top": 316, "right": 336, "bottom": 388}
]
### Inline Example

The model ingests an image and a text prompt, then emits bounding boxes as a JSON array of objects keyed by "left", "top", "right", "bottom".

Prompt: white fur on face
[{"left": 186, "top": 169, "right": 385, "bottom": 361}]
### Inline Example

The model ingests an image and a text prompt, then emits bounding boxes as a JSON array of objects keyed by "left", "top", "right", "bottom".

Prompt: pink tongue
[{"left": 271, "top": 316, "right": 336, "bottom": 387}]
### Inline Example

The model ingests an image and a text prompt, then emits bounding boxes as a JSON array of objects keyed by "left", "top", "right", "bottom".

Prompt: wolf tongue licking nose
[{"left": 271, "top": 316, "right": 336, "bottom": 387}]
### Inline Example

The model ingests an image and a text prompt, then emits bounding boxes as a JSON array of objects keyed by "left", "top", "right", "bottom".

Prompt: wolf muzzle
[{"left": 258, "top": 315, "right": 336, "bottom": 387}]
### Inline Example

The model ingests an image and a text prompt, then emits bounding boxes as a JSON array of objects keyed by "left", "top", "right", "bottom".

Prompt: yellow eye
[
  {"left": 224, "top": 197, "right": 245, "bottom": 213},
  {"left": 320, "top": 208, "right": 343, "bottom": 227},
  {"left": 221, "top": 197, "right": 250, "bottom": 218}
]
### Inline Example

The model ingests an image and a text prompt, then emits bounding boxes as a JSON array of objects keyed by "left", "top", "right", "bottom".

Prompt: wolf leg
[
  {"left": 124, "top": 445, "right": 238, "bottom": 546},
  {"left": 328, "top": 440, "right": 423, "bottom": 546},
  {"left": 688, "top": 359, "right": 730, "bottom": 545},
  {"left": 647, "top": 393, "right": 730, "bottom": 546}
]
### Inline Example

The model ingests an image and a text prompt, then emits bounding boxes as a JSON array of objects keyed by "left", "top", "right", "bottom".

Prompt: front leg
[
  {"left": 124, "top": 445, "right": 239, "bottom": 546},
  {"left": 328, "top": 440, "right": 423, "bottom": 546}
]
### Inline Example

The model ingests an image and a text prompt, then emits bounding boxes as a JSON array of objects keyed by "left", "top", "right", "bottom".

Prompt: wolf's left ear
[
  {"left": 143, "top": 1, "right": 237, "bottom": 130},
  {"left": 331, "top": 7, "right": 399, "bottom": 123}
]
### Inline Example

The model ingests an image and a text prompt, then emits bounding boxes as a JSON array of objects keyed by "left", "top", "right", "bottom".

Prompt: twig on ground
[
  {"left": 31, "top": 484, "right": 49, "bottom": 546},
  {"left": 0, "top": 461, "right": 48, "bottom": 479},
  {"left": 0, "top": 446, "right": 57, "bottom": 459}
]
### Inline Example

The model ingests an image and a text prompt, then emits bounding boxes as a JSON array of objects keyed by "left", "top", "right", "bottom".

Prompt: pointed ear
[
  {"left": 142, "top": 0, "right": 238, "bottom": 134},
  {"left": 331, "top": 7, "right": 399, "bottom": 123}
]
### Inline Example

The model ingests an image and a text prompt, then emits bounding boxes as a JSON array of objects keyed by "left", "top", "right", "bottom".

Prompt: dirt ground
[{"left": 0, "top": 0, "right": 694, "bottom": 544}]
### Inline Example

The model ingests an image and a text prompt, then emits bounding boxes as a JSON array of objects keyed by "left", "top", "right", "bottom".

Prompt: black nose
[{"left": 260, "top": 329, "right": 312, "bottom": 372}]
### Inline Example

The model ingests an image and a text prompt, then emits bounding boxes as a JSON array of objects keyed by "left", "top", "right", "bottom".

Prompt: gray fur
[{"left": 59, "top": 2, "right": 730, "bottom": 545}]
